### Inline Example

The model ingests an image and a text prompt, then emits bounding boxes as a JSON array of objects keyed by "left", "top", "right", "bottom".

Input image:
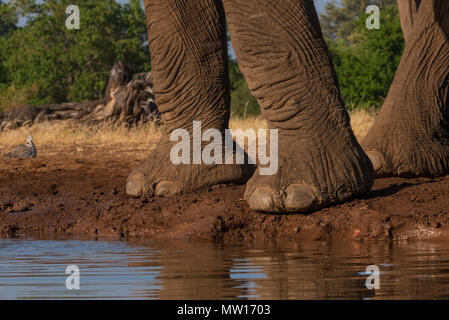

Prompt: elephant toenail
[
  {"left": 247, "top": 187, "right": 274, "bottom": 212},
  {"left": 126, "top": 172, "right": 146, "bottom": 197},
  {"left": 366, "top": 151, "right": 382, "bottom": 172},
  {"left": 336, "top": 186, "right": 353, "bottom": 201},
  {"left": 284, "top": 184, "right": 316, "bottom": 211},
  {"left": 155, "top": 181, "right": 181, "bottom": 197},
  {"left": 397, "top": 165, "right": 412, "bottom": 177}
]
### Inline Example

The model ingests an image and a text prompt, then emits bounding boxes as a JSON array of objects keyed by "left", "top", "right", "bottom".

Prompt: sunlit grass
[
  {"left": 0, "top": 111, "right": 376, "bottom": 154},
  {"left": 349, "top": 109, "right": 377, "bottom": 141}
]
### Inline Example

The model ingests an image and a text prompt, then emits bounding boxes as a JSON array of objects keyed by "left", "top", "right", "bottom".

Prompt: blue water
[{"left": 1, "top": 236, "right": 449, "bottom": 299}]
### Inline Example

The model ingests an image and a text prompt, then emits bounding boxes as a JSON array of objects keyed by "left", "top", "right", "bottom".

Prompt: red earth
[{"left": 2, "top": 146, "right": 449, "bottom": 242}]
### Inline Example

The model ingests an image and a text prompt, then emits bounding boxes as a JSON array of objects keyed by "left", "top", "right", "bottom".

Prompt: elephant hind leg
[
  {"left": 127, "top": 0, "right": 254, "bottom": 198},
  {"left": 362, "top": 1, "right": 449, "bottom": 178},
  {"left": 223, "top": 0, "right": 373, "bottom": 212}
]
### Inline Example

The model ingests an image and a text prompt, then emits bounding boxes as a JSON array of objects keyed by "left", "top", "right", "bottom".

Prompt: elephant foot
[
  {"left": 362, "top": 91, "right": 449, "bottom": 177},
  {"left": 126, "top": 140, "right": 255, "bottom": 198},
  {"left": 361, "top": 14, "right": 449, "bottom": 178},
  {"left": 362, "top": 124, "right": 449, "bottom": 178},
  {"left": 244, "top": 132, "right": 374, "bottom": 213}
]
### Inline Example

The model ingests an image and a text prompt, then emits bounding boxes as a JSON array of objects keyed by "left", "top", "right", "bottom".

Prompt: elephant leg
[
  {"left": 126, "top": 0, "right": 254, "bottom": 197},
  {"left": 362, "top": 1, "right": 449, "bottom": 177},
  {"left": 223, "top": 0, "right": 374, "bottom": 212}
]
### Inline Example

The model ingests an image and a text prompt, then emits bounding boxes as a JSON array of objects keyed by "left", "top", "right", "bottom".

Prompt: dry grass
[
  {"left": 349, "top": 109, "right": 377, "bottom": 141},
  {"left": 229, "top": 116, "right": 268, "bottom": 132},
  {"left": 0, "top": 111, "right": 376, "bottom": 153}
]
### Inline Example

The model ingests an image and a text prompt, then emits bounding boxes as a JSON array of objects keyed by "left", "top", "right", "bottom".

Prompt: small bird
[{"left": 5, "top": 135, "right": 37, "bottom": 159}]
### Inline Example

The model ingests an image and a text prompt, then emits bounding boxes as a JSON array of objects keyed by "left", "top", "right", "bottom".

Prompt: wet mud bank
[{"left": 2, "top": 154, "right": 449, "bottom": 242}]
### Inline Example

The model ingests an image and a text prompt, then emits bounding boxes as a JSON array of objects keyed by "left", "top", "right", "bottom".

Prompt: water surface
[{"left": 1, "top": 235, "right": 449, "bottom": 299}]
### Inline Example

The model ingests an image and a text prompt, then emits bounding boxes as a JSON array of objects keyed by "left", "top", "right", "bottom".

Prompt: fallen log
[{"left": 0, "top": 61, "right": 159, "bottom": 130}]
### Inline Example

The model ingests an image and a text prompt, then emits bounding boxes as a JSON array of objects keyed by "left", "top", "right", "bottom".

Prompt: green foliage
[
  {"left": 0, "top": 0, "right": 149, "bottom": 106},
  {"left": 228, "top": 59, "right": 260, "bottom": 117},
  {"left": 1, "top": 0, "right": 405, "bottom": 116},
  {"left": 230, "top": 80, "right": 260, "bottom": 118},
  {"left": 321, "top": 0, "right": 397, "bottom": 42},
  {"left": 0, "top": 1, "right": 17, "bottom": 87},
  {"left": 323, "top": 2, "right": 404, "bottom": 109},
  {"left": 0, "top": 1, "right": 18, "bottom": 36},
  {"left": 0, "top": 84, "right": 38, "bottom": 111}
]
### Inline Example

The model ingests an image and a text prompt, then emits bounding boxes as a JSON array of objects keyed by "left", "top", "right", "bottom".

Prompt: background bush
[
  {"left": 0, "top": 0, "right": 404, "bottom": 115},
  {"left": 325, "top": 1, "right": 404, "bottom": 110},
  {"left": 0, "top": 0, "right": 149, "bottom": 109}
]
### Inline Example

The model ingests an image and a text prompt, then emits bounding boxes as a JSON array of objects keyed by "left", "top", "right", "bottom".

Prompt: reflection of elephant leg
[
  {"left": 127, "top": 0, "right": 253, "bottom": 198},
  {"left": 223, "top": 0, "right": 373, "bottom": 213},
  {"left": 157, "top": 242, "right": 245, "bottom": 299}
]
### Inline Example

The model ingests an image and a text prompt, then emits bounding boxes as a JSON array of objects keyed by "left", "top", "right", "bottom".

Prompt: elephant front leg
[
  {"left": 126, "top": 0, "right": 254, "bottom": 198},
  {"left": 223, "top": 0, "right": 374, "bottom": 212}
]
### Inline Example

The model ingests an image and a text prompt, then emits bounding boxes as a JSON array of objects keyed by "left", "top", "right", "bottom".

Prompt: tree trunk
[{"left": 0, "top": 62, "right": 159, "bottom": 131}]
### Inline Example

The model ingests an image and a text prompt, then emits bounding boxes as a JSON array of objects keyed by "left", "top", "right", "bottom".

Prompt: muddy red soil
[{"left": 2, "top": 145, "right": 449, "bottom": 241}]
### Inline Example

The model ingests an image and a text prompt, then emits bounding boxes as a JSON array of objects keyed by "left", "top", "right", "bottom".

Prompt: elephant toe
[
  {"left": 283, "top": 184, "right": 317, "bottom": 212},
  {"left": 126, "top": 172, "right": 153, "bottom": 198},
  {"left": 155, "top": 181, "right": 182, "bottom": 197},
  {"left": 366, "top": 151, "right": 383, "bottom": 173},
  {"left": 246, "top": 186, "right": 274, "bottom": 212}
]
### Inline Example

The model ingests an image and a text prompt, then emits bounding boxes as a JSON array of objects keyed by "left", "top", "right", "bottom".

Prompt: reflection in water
[{"left": 1, "top": 236, "right": 449, "bottom": 299}]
